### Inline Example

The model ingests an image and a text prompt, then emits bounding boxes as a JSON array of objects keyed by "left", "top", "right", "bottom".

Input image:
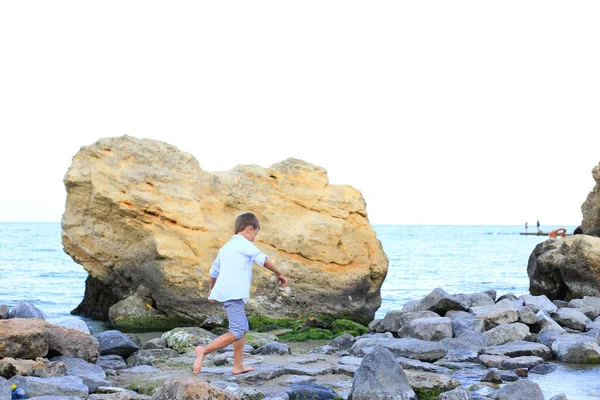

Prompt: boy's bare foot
[
  {"left": 193, "top": 346, "right": 205, "bottom": 374},
  {"left": 232, "top": 365, "right": 257, "bottom": 375}
]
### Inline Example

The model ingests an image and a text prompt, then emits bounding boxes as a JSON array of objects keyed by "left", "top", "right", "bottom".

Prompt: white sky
[{"left": 1, "top": 1, "right": 599, "bottom": 225}]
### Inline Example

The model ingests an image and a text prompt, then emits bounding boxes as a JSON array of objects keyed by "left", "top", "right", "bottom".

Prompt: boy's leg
[
  {"left": 193, "top": 332, "right": 237, "bottom": 374},
  {"left": 232, "top": 333, "right": 256, "bottom": 374}
]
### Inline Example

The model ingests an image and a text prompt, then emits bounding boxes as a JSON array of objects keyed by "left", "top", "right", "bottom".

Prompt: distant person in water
[
  {"left": 193, "top": 212, "right": 288, "bottom": 375},
  {"left": 524, "top": 222, "right": 528, "bottom": 233},
  {"left": 548, "top": 228, "right": 567, "bottom": 239},
  {"left": 537, "top": 220, "right": 541, "bottom": 233},
  {"left": 574, "top": 226, "right": 583, "bottom": 235}
]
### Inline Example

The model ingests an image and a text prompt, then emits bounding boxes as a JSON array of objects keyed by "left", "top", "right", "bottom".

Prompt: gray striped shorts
[{"left": 223, "top": 299, "right": 249, "bottom": 339}]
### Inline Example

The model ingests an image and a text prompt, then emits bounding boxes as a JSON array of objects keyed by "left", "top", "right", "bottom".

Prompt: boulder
[
  {"left": 404, "top": 370, "right": 461, "bottom": 399},
  {"left": 350, "top": 337, "right": 447, "bottom": 362},
  {"left": 8, "top": 301, "right": 46, "bottom": 319},
  {"left": 551, "top": 333, "right": 600, "bottom": 363},
  {"left": 50, "top": 317, "right": 90, "bottom": 334},
  {"left": 151, "top": 376, "right": 240, "bottom": 399},
  {"left": 398, "top": 317, "right": 453, "bottom": 342},
  {"left": 329, "top": 333, "right": 356, "bottom": 351},
  {"left": 478, "top": 354, "right": 509, "bottom": 368},
  {"left": 377, "top": 310, "right": 440, "bottom": 333},
  {"left": 0, "top": 305, "right": 8, "bottom": 320},
  {"left": 519, "top": 295, "right": 557, "bottom": 314},
  {"left": 528, "top": 235, "right": 600, "bottom": 300},
  {"left": 517, "top": 306, "right": 538, "bottom": 325},
  {"left": 470, "top": 299, "right": 519, "bottom": 330},
  {"left": 161, "top": 327, "right": 216, "bottom": 353},
  {"left": 498, "top": 356, "right": 544, "bottom": 370},
  {"left": 440, "top": 331, "right": 488, "bottom": 353},
  {"left": 414, "top": 288, "right": 467, "bottom": 314},
  {"left": 125, "top": 348, "right": 180, "bottom": 367},
  {"left": 0, "top": 377, "right": 10, "bottom": 400},
  {"left": 245, "top": 332, "right": 278, "bottom": 349},
  {"left": 348, "top": 346, "right": 417, "bottom": 400},
  {"left": 97, "top": 355, "right": 126, "bottom": 371},
  {"left": 46, "top": 325, "right": 99, "bottom": 363},
  {"left": 490, "top": 379, "right": 544, "bottom": 400},
  {"left": 439, "top": 386, "right": 472, "bottom": 400},
  {"left": 445, "top": 311, "right": 485, "bottom": 336},
  {"left": 568, "top": 296, "right": 600, "bottom": 319},
  {"left": 469, "top": 292, "right": 496, "bottom": 307},
  {"left": 481, "top": 368, "right": 503, "bottom": 384},
  {"left": 484, "top": 323, "right": 529, "bottom": 346},
  {"left": 0, "top": 357, "right": 66, "bottom": 379},
  {"left": 395, "top": 357, "right": 452, "bottom": 374},
  {"left": 51, "top": 355, "right": 110, "bottom": 393},
  {"left": 536, "top": 311, "right": 565, "bottom": 333},
  {"left": 94, "top": 331, "right": 139, "bottom": 358},
  {"left": 201, "top": 315, "right": 224, "bottom": 330},
  {"left": 8, "top": 375, "right": 89, "bottom": 398},
  {"left": 142, "top": 338, "right": 166, "bottom": 350},
  {"left": 552, "top": 308, "right": 591, "bottom": 331},
  {"left": 62, "top": 136, "right": 388, "bottom": 327},
  {"left": 530, "top": 362, "right": 558, "bottom": 374},
  {"left": 288, "top": 383, "right": 338, "bottom": 400},
  {"left": 483, "top": 341, "right": 552, "bottom": 360},
  {"left": 536, "top": 329, "right": 564, "bottom": 347},
  {"left": 581, "top": 162, "right": 600, "bottom": 235},
  {"left": 253, "top": 342, "right": 291, "bottom": 356}
]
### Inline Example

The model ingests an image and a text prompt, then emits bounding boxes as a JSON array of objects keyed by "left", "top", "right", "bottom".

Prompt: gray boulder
[
  {"left": 530, "top": 362, "right": 558, "bottom": 374},
  {"left": 552, "top": 308, "right": 591, "bottom": 331},
  {"left": 536, "top": 329, "right": 564, "bottom": 347},
  {"left": 415, "top": 288, "right": 467, "bottom": 314},
  {"left": 439, "top": 386, "right": 472, "bottom": 400},
  {"left": 441, "top": 331, "right": 488, "bottom": 353},
  {"left": 160, "top": 327, "right": 216, "bottom": 353},
  {"left": 96, "top": 355, "right": 126, "bottom": 370},
  {"left": 350, "top": 337, "right": 447, "bottom": 362},
  {"left": 517, "top": 306, "right": 538, "bottom": 325},
  {"left": 9, "top": 301, "right": 46, "bottom": 319},
  {"left": 470, "top": 299, "right": 519, "bottom": 330},
  {"left": 483, "top": 341, "right": 552, "bottom": 360},
  {"left": 490, "top": 379, "right": 544, "bottom": 400},
  {"left": 536, "top": 310, "right": 566, "bottom": 332},
  {"left": 94, "top": 331, "right": 139, "bottom": 358},
  {"left": 50, "top": 356, "right": 109, "bottom": 392},
  {"left": 481, "top": 368, "right": 503, "bottom": 384},
  {"left": 497, "top": 294, "right": 519, "bottom": 302},
  {"left": 377, "top": 310, "right": 439, "bottom": 333},
  {"left": 549, "top": 394, "right": 568, "bottom": 400},
  {"left": 484, "top": 323, "right": 529, "bottom": 346},
  {"left": 446, "top": 311, "right": 485, "bottom": 336},
  {"left": 126, "top": 348, "right": 180, "bottom": 367},
  {"left": 253, "top": 342, "right": 291, "bottom": 356},
  {"left": 201, "top": 315, "right": 224, "bottom": 330},
  {"left": 368, "top": 319, "right": 382, "bottom": 332},
  {"left": 142, "top": 338, "right": 166, "bottom": 350},
  {"left": 470, "top": 292, "right": 496, "bottom": 307},
  {"left": 8, "top": 375, "right": 88, "bottom": 398},
  {"left": 520, "top": 294, "right": 558, "bottom": 314},
  {"left": 478, "top": 354, "right": 509, "bottom": 368},
  {"left": 398, "top": 317, "right": 452, "bottom": 341},
  {"left": 0, "top": 377, "right": 11, "bottom": 400},
  {"left": 587, "top": 316, "right": 600, "bottom": 331},
  {"left": 568, "top": 296, "right": 600, "bottom": 319},
  {"left": 551, "top": 333, "right": 600, "bottom": 363},
  {"left": 401, "top": 300, "right": 421, "bottom": 312},
  {"left": 0, "top": 305, "right": 8, "bottom": 319},
  {"left": 348, "top": 346, "right": 417, "bottom": 400},
  {"left": 50, "top": 317, "right": 90, "bottom": 334},
  {"left": 395, "top": 357, "right": 452, "bottom": 374},
  {"left": 288, "top": 383, "right": 338, "bottom": 400},
  {"left": 498, "top": 356, "right": 544, "bottom": 370},
  {"left": 329, "top": 333, "right": 355, "bottom": 351}
]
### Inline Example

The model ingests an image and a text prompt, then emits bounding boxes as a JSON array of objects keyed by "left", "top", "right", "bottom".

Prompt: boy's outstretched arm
[{"left": 263, "top": 258, "right": 288, "bottom": 287}]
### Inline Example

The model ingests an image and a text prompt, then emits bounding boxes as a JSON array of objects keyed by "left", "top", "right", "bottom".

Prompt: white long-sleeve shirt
[{"left": 208, "top": 234, "right": 269, "bottom": 303}]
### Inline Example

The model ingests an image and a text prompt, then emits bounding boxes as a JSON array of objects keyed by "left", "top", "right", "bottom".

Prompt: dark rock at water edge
[
  {"left": 9, "top": 301, "right": 46, "bottom": 319},
  {"left": 94, "top": 330, "right": 140, "bottom": 358},
  {"left": 490, "top": 379, "right": 545, "bottom": 400},
  {"left": 287, "top": 383, "right": 339, "bottom": 400}
]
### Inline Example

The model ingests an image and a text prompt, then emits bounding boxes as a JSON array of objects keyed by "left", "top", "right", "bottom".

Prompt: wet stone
[
  {"left": 498, "top": 356, "right": 544, "bottom": 370},
  {"left": 500, "top": 371, "right": 519, "bottom": 382},
  {"left": 280, "top": 375, "right": 316, "bottom": 386},
  {"left": 529, "top": 363, "right": 558, "bottom": 375}
]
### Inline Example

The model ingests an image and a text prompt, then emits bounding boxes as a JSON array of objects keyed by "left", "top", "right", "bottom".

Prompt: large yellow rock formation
[{"left": 62, "top": 136, "right": 388, "bottom": 328}]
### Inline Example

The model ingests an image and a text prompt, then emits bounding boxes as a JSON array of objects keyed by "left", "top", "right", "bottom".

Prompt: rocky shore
[{"left": 2, "top": 288, "right": 599, "bottom": 400}]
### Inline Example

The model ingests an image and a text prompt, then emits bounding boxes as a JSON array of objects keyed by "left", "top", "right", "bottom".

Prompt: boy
[{"left": 193, "top": 212, "right": 288, "bottom": 374}]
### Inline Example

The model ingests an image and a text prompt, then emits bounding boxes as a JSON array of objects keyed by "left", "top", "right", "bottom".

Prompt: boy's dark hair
[{"left": 234, "top": 212, "right": 260, "bottom": 234}]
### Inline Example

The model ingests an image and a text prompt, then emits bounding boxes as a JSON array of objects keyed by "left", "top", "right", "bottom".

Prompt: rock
[
  {"left": 513, "top": 368, "right": 529, "bottom": 377},
  {"left": 517, "top": 306, "right": 538, "bottom": 325},
  {"left": 329, "top": 333, "right": 355, "bottom": 351},
  {"left": 47, "top": 325, "right": 100, "bottom": 363},
  {"left": 0, "top": 357, "right": 66, "bottom": 379},
  {"left": 483, "top": 341, "right": 552, "bottom": 360},
  {"left": 119, "top": 365, "right": 159, "bottom": 374},
  {"left": 253, "top": 342, "right": 291, "bottom": 356},
  {"left": 0, "top": 318, "right": 49, "bottom": 359},
  {"left": 499, "top": 371, "right": 519, "bottom": 382},
  {"left": 536, "top": 329, "right": 564, "bottom": 347},
  {"left": 0, "top": 305, "right": 8, "bottom": 320},
  {"left": 50, "top": 317, "right": 90, "bottom": 334},
  {"left": 554, "top": 300, "right": 570, "bottom": 308},
  {"left": 245, "top": 333, "right": 278, "bottom": 349},
  {"left": 151, "top": 376, "right": 240, "bottom": 399},
  {"left": 95, "top": 331, "right": 140, "bottom": 358},
  {"left": 551, "top": 333, "right": 600, "bottom": 363},
  {"left": 49, "top": 356, "right": 109, "bottom": 393},
  {"left": 439, "top": 386, "right": 472, "bottom": 400},
  {"left": 347, "top": 346, "right": 417, "bottom": 400},
  {"left": 498, "top": 356, "right": 544, "bottom": 370},
  {"left": 536, "top": 311, "right": 565, "bottom": 333},
  {"left": 484, "top": 323, "right": 529, "bottom": 346},
  {"left": 470, "top": 292, "right": 496, "bottom": 307},
  {"left": 288, "top": 383, "right": 338, "bottom": 400},
  {"left": 549, "top": 394, "right": 568, "bottom": 400},
  {"left": 470, "top": 299, "right": 519, "bottom": 330},
  {"left": 568, "top": 296, "right": 600, "bottom": 319},
  {"left": 283, "top": 365, "right": 332, "bottom": 377},
  {"left": 126, "top": 348, "right": 180, "bottom": 366},
  {"left": 490, "top": 379, "right": 545, "bottom": 400},
  {"left": 414, "top": 288, "right": 467, "bottom": 314},
  {"left": 402, "top": 300, "right": 421, "bottom": 312},
  {"left": 441, "top": 331, "right": 488, "bottom": 353},
  {"left": 404, "top": 370, "right": 461, "bottom": 399},
  {"left": 350, "top": 337, "right": 447, "bottom": 361},
  {"left": 395, "top": 357, "right": 452, "bottom": 374},
  {"left": 230, "top": 365, "right": 286, "bottom": 384},
  {"left": 480, "top": 368, "right": 503, "bottom": 384},
  {"left": 227, "top": 387, "right": 265, "bottom": 400},
  {"left": 8, "top": 375, "right": 89, "bottom": 398},
  {"left": 552, "top": 308, "right": 591, "bottom": 331},
  {"left": 587, "top": 317, "right": 600, "bottom": 331},
  {"left": 338, "top": 356, "right": 362, "bottom": 366},
  {"left": 497, "top": 294, "right": 518, "bottom": 302},
  {"left": 398, "top": 317, "right": 453, "bottom": 342},
  {"left": 530, "top": 362, "right": 558, "bottom": 374},
  {"left": 445, "top": 311, "right": 485, "bottom": 336},
  {"left": 97, "top": 355, "right": 126, "bottom": 370},
  {"left": 8, "top": 301, "right": 46, "bottom": 319},
  {"left": 0, "top": 377, "right": 10, "bottom": 400},
  {"left": 519, "top": 295, "right": 558, "bottom": 314},
  {"left": 142, "top": 338, "right": 166, "bottom": 350},
  {"left": 201, "top": 315, "right": 224, "bottom": 330},
  {"left": 368, "top": 319, "right": 381, "bottom": 332},
  {"left": 528, "top": 235, "right": 600, "bottom": 300},
  {"left": 62, "top": 137, "right": 388, "bottom": 327},
  {"left": 377, "top": 310, "right": 440, "bottom": 333},
  {"left": 478, "top": 354, "right": 509, "bottom": 368},
  {"left": 280, "top": 375, "right": 316, "bottom": 386},
  {"left": 161, "top": 327, "right": 216, "bottom": 353},
  {"left": 309, "top": 345, "right": 335, "bottom": 355}
]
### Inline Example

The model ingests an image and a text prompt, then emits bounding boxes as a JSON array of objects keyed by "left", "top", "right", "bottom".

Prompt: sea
[{"left": 0, "top": 222, "right": 598, "bottom": 399}]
